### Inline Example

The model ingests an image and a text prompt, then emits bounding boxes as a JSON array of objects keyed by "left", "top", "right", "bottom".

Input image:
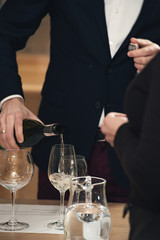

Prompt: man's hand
[
  {"left": 101, "top": 112, "right": 128, "bottom": 147},
  {"left": 0, "top": 98, "right": 42, "bottom": 149},
  {"left": 128, "top": 37, "right": 160, "bottom": 73}
]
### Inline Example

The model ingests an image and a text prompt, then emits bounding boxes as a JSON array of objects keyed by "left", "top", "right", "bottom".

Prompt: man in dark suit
[{"left": 0, "top": 0, "right": 160, "bottom": 201}]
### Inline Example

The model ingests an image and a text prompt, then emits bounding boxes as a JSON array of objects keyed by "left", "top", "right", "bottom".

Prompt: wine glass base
[
  {"left": 0, "top": 221, "right": 29, "bottom": 231},
  {"left": 47, "top": 221, "right": 64, "bottom": 230}
]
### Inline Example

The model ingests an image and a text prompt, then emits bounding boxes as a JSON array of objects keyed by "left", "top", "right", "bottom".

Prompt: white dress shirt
[
  {"left": 0, "top": 0, "right": 144, "bottom": 117},
  {"left": 98, "top": 0, "right": 144, "bottom": 126},
  {"left": 105, "top": 0, "right": 144, "bottom": 58}
]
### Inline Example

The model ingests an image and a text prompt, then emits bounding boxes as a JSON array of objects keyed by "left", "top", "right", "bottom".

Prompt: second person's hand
[
  {"left": 128, "top": 37, "right": 160, "bottom": 73},
  {"left": 101, "top": 112, "right": 128, "bottom": 147}
]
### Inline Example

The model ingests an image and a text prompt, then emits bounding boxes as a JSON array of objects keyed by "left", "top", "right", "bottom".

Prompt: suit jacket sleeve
[
  {"left": 0, "top": 0, "right": 49, "bottom": 101},
  {"left": 114, "top": 54, "right": 160, "bottom": 206}
]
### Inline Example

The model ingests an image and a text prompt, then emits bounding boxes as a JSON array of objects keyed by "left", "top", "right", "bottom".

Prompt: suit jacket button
[
  {"left": 107, "top": 68, "right": 112, "bottom": 73},
  {"left": 89, "top": 64, "right": 93, "bottom": 68},
  {"left": 95, "top": 101, "right": 101, "bottom": 109}
]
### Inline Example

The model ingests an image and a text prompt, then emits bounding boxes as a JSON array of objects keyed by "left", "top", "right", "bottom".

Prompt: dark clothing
[
  {"left": 115, "top": 52, "right": 160, "bottom": 214},
  {"left": 129, "top": 205, "right": 160, "bottom": 240},
  {"left": 1, "top": 0, "right": 160, "bottom": 193},
  {"left": 115, "top": 53, "right": 160, "bottom": 238}
]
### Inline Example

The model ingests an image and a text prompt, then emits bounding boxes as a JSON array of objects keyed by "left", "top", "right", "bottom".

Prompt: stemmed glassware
[
  {"left": 76, "top": 155, "right": 87, "bottom": 176},
  {"left": 0, "top": 148, "right": 34, "bottom": 231},
  {"left": 66, "top": 155, "right": 88, "bottom": 207},
  {"left": 47, "top": 144, "right": 78, "bottom": 230}
]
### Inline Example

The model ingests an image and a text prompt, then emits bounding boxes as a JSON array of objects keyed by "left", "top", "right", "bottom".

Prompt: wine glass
[
  {"left": 76, "top": 155, "right": 87, "bottom": 176},
  {"left": 0, "top": 148, "right": 34, "bottom": 231},
  {"left": 47, "top": 144, "right": 78, "bottom": 230}
]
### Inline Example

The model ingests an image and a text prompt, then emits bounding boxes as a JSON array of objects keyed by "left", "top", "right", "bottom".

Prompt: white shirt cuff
[{"left": 0, "top": 95, "right": 24, "bottom": 109}]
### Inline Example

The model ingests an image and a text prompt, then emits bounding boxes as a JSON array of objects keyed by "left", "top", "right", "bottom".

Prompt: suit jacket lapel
[
  {"left": 113, "top": 0, "right": 157, "bottom": 59},
  {"left": 92, "top": 0, "right": 159, "bottom": 61},
  {"left": 92, "top": 0, "right": 110, "bottom": 56}
]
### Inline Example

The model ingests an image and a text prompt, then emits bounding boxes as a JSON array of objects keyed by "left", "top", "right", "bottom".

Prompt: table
[{"left": 0, "top": 199, "right": 129, "bottom": 240}]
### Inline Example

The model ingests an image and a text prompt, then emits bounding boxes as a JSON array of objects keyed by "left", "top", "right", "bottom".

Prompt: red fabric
[{"left": 88, "top": 141, "right": 130, "bottom": 203}]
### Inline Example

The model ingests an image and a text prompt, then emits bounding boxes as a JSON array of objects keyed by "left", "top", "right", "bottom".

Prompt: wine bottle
[{"left": 16, "top": 119, "right": 64, "bottom": 148}]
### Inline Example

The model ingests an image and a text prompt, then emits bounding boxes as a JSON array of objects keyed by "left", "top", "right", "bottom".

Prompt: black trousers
[{"left": 129, "top": 205, "right": 160, "bottom": 240}]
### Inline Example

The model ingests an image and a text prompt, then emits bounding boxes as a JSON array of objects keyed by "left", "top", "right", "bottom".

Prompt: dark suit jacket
[
  {"left": 115, "top": 52, "right": 160, "bottom": 213},
  {"left": 0, "top": 0, "right": 160, "bottom": 188}
]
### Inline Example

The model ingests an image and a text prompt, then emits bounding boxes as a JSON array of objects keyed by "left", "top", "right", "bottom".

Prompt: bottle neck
[
  {"left": 43, "top": 123, "right": 64, "bottom": 136},
  {"left": 43, "top": 124, "right": 56, "bottom": 136}
]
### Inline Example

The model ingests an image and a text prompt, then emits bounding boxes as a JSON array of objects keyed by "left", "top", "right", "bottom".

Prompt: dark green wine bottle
[{"left": 16, "top": 119, "right": 64, "bottom": 148}]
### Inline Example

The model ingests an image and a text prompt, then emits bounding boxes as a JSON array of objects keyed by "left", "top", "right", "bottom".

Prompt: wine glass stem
[
  {"left": 10, "top": 191, "right": 17, "bottom": 224},
  {"left": 58, "top": 191, "right": 65, "bottom": 225}
]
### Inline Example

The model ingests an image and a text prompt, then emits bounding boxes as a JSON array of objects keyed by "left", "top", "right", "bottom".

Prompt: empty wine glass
[
  {"left": 47, "top": 144, "right": 78, "bottom": 230},
  {"left": 76, "top": 155, "right": 87, "bottom": 176},
  {"left": 0, "top": 148, "right": 34, "bottom": 231}
]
